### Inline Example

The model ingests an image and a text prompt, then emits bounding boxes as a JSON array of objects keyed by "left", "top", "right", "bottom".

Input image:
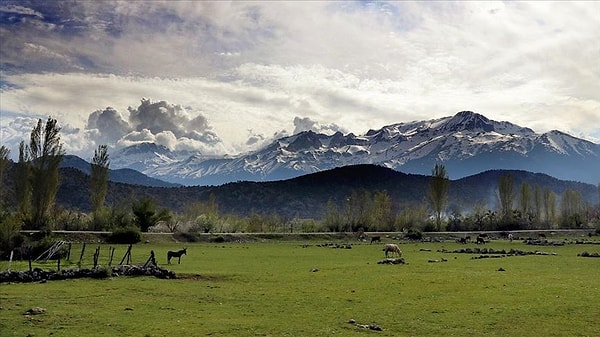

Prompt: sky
[{"left": 1, "top": 1, "right": 599, "bottom": 161}]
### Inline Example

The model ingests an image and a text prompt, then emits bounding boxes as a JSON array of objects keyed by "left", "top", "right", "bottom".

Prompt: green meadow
[{"left": 1, "top": 238, "right": 599, "bottom": 337}]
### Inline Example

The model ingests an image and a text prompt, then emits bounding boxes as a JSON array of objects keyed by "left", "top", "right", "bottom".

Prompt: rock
[{"left": 25, "top": 307, "right": 46, "bottom": 315}]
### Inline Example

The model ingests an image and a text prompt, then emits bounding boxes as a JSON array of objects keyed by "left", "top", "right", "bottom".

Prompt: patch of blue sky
[{"left": 328, "top": 0, "right": 421, "bottom": 32}]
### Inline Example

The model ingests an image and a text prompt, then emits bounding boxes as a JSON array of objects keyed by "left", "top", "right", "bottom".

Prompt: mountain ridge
[{"left": 109, "top": 111, "right": 600, "bottom": 186}]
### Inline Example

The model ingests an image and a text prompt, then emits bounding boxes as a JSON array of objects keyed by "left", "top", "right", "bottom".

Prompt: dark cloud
[
  {"left": 86, "top": 107, "right": 131, "bottom": 144},
  {"left": 128, "top": 98, "right": 220, "bottom": 144},
  {"left": 82, "top": 98, "right": 222, "bottom": 151}
]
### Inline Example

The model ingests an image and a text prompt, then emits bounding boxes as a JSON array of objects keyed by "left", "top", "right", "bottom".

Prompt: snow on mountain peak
[{"left": 109, "top": 112, "right": 600, "bottom": 185}]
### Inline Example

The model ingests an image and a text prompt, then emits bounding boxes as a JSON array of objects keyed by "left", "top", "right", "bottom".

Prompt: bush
[
  {"left": 106, "top": 227, "right": 141, "bottom": 244},
  {"left": 0, "top": 212, "right": 24, "bottom": 257},
  {"left": 405, "top": 228, "right": 423, "bottom": 240}
]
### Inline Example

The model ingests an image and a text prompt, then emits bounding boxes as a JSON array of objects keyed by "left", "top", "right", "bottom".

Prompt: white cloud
[{"left": 1, "top": 1, "right": 599, "bottom": 161}]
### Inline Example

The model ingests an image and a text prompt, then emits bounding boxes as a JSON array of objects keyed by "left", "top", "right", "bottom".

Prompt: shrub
[
  {"left": 405, "top": 228, "right": 423, "bottom": 240},
  {"left": 106, "top": 227, "right": 141, "bottom": 244}
]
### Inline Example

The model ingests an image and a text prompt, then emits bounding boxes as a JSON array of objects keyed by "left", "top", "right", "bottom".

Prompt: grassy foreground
[{"left": 1, "top": 238, "right": 599, "bottom": 337}]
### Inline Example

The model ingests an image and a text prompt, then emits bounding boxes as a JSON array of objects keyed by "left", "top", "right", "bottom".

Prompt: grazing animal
[
  {"left": 370, "top": 236, "right": 381, "bottom": 244},
  {"left": 383, "top": 243, "right": 402, "bottom": 258},
  {"left": 167, "top": 248, "right": 187, "bottom": 264},
  {"left": 476, "top": 236, "right": 486, "bottom": 244},
  {"left": 538, "top": 233, "right": 546, "bottom": 239},
  {"left": 457, "top": 237, "right": 468, "bottom": 244}
]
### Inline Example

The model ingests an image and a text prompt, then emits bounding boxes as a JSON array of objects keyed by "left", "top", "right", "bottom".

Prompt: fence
[{"left": 2, "top": 242, "right": 156, "bottom": 273}]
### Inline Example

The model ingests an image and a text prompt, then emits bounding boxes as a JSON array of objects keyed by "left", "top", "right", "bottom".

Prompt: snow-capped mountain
[{"left": 110, "top": 111, "right": 600, "bottom": 185}]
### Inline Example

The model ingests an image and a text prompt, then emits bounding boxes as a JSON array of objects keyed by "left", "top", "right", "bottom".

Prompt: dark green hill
[{"left": 2, "top": 164, "right": 597, "bottom": 219}]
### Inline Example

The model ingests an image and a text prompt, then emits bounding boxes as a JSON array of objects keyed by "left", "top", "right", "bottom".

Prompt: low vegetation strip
[
  {"left": 0, "top": 264, "right": 176, "bottom": 283},
  {"left": 437, "top": 247, "right": 557, "bottom": 256}
]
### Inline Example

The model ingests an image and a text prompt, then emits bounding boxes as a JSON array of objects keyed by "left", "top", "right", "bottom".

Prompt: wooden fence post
[
  {"left": 93, "top": 246, "right": 100, "bottom": 268},
  {"left": 119, "top": 244, "right": 132, "bottom": 265},
  {"left": 78, "top": 243, "right": 86, "bottom": 268},
  {"left": 108, "top": 247, "right": 115, "bottom": 267},
  {"left": 8, "top": 250, "right": 14, "bottom": 272}
]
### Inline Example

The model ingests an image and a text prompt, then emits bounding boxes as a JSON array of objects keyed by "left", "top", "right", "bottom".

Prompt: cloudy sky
[{"left": 1, "top": 1, "right": 599, "bottom": 161}]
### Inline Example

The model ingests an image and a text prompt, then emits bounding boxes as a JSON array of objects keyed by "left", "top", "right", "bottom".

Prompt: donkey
[{"left": 167, "top": 248, "right": 187, "bottom": 264}]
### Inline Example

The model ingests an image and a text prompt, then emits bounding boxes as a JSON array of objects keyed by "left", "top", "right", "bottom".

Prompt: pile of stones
[
  {"left": 377, "top": 258, "right": 405, "bottom": 265},
  {"left": 0, "top": 264, "right": 176, "bottom": 283}
]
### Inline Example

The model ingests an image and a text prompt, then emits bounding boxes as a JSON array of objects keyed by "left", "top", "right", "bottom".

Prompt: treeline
[{"left": 1, "top": 118, "right": 600, "bottom": 258}]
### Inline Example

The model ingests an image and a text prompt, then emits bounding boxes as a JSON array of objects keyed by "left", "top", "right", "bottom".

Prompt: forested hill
[{"left": 2, "top": 164, "right": 597, "bottom": 219}]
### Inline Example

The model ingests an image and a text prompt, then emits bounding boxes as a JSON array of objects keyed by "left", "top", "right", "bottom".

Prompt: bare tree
[
  {"left": 543, "top": 187, "right": 557, "bottom": 228},
  {"left": 428, "top": 164, "right": 450, "bottom": 231},
  {"left": 498, "top": 173, "right": 514, "bottom": 222}
]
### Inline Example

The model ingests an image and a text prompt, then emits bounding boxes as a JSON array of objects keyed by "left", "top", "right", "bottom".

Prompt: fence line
[{"left": 2, "top": 243, "right": 155, "bottom": 272}]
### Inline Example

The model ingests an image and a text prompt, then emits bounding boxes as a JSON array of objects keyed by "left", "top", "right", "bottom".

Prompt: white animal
[
  {"left": 508, "top": 233, "right": 513, "bottom": 242},
  {"left": 383, "top": 243, "right": 402, "bottom": 258}
]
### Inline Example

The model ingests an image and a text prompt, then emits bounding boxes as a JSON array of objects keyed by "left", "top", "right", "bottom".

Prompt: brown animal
[
  {"left": 383, "top": 243, "right": 402, "bottom": 258},
  {"left": 370, "top": 236, "right": 381, "bottom": 244}
]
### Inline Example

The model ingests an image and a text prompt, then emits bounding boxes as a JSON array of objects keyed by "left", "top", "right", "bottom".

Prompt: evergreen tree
[{"left": 132, "top": 196, "right": 171, "bottom": 232}]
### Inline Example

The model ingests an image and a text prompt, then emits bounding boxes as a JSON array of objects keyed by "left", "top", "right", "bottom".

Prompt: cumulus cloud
[
  {"left": 292, "top": 116, "right": 347, "bottom": 135},
  {"left": 86, "top": 107, "right": 131, "bottom": 145},
  {"left": 126, "top": 98, "right": 221, "bottom": 147}
]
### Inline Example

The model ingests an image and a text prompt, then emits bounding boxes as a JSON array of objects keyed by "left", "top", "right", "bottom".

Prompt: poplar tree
[
  {"left": 16, "top": 141, "right": 31, "bottom": 217},
  {"left": 428, "top": 164, "right": 450, "bottom": 231},
  {"left": 0, "top": 146, "right": 9, "bottom": 202},
  {"left": 498, "top": 173, "right": 514, "bottom": 222},
  {"left": 90, "top": 145, "right": 110, "bottom": 217},
  {"left": 27, "top": 117, "right": 65, "bottom": 230}
]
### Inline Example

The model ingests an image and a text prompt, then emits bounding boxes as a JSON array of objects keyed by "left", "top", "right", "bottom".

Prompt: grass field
[{"left": 1, "top": 237, "right": 599, "bottom": 337}]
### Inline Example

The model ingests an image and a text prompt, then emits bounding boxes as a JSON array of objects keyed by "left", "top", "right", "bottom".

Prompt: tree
[
  {"left": 90, "top": 145, "right": 110, "bottom": 217},
  {"left": 533, "top": 184, "right": 543, "bottom": 227},
  {"left": 0, "top": 146, "right": 9, "bottom": 202},
  {"left": 28, "top": 117, "right": 65, "bottom": 230},
  {"left": 498, "top": 173, "right": 514, "bottom": 222},
  {"left": 518, "top": 182, "right": 532, "bottom": 227},
  {"left": 132, "top": 197, "right": 171, "bottom": 232},
  {"left": 16, "top": 141, "right": 31, "bottom": 218},
  {"left": 543, "top": 188, "right": 557, "bottom": 228},
  {"left": 560, "top": 189, "right": 583, "bottom": 228},
  {"left": 428, "top": 164, "right": 449, "bottom": 231},
  {"left": 372, "top": 190, "right": 395, "bottom": 231},
  {"left": 324, "top": 198, "right": 342, "bottom": 232}
]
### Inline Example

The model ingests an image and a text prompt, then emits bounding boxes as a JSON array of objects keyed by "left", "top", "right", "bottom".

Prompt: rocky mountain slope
[{"left": 110, "top": 111, "right": 600, "bottom": 185}]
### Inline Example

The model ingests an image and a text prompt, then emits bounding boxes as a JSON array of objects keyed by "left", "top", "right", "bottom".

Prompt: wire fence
[{"left": 1, "top": 243, "right": 156, "bottom": 273}]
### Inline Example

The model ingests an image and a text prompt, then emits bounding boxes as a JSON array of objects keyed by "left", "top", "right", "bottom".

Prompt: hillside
[{"left": 2, "top": 164, "right": 597, "bottom": 219}]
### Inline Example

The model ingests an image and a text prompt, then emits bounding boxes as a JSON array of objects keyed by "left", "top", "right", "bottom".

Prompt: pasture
[{"left": 1, "top": 236, "right": 599, "bottom": 336}]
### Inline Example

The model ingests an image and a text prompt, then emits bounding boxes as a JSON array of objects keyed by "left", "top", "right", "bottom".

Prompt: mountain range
[{"left": 107, "top": 111, "right": 600, "bottom": 186}]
